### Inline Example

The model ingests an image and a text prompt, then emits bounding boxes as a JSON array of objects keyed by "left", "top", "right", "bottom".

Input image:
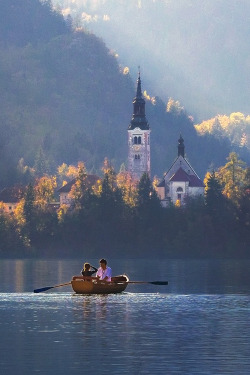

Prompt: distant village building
[
  {"left": 0, "top": 185, "right": 25, "bottom": 214},
  {"left": 127, "top": 74, "right": 204, "bottom": 206},
  {"left": 58, "top": 175, "right": 99, "bottom": 207},
  {"left": 156, "top": 135, "right": 204, "bottom": 206},
  {"left": 127, "top": 72, "right": 151, "bottom": 180}
]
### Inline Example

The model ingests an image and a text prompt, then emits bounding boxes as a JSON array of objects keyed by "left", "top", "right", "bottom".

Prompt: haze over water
[{"left": 0, "top": 259, "right": 250, "bottom": 374}]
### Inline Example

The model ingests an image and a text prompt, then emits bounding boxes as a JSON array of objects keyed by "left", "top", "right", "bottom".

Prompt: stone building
[
  {"left": 57, "top": 175, "right": 99, "bottom": 207},
  {"left": 156, "top": 135, "right": 204, "bottom": 206},
  {"left": 127, "top": 72, "right": 151, "bottom": 180}
]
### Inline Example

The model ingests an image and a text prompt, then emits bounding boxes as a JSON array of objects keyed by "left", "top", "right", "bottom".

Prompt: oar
[
  {"left": 34, "top": 281, "right": 72, "bottom": 293},
  {"left": 116, "top": 281, "right": 168, "bottom": 285}
]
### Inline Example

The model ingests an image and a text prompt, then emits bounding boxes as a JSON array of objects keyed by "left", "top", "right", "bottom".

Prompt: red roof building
[
  {"left": 156, "top": 136, "right": 204, "bottom": 206},
  {"left": 57, "top": 175, "right": 100, "bottom": 206}
]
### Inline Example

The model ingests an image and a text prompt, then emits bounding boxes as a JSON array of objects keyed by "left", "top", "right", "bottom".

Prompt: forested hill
[
  {"left": 0, "top": 0, "right": 68, "bottom": 46},
  {"left": 0, "top": 0, "right": 248, "bottom": 188},
  {"left": 54, "top": 0, "right": 250, "bottom": 120}
]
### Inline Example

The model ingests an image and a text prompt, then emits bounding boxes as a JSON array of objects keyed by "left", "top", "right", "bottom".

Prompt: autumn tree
[
  {"left": 217, "top": 152, "right": 246, "bottom": 204},
  {"left": 34, "top": 176, "right": 57, "bottom": 210},
  {"left": 57, "top": 163, "right": 79, "bottom": 186},
  {"left": 69, "top": 162, "right": 88, "bottom": 209},
  {"left": 236, "top": 167, "right": 250, "bottom": 239},
  {"left": 116, "top": 167, "right": 137, "bottom": 207}
]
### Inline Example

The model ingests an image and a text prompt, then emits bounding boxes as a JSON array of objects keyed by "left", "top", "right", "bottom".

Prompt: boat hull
[{"left": 71, "top": 275, "right": 129, "bottom": 294}]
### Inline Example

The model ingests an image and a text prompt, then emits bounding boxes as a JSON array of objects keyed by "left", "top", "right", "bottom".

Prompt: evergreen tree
[
  {"left": 205, "top": 171, "right": 225, "bottom": 214},
  {"left": 34, "top": 147, "right": 50, "bottom": 177},
  {"left": 23, "top": 183, "right": 35, "bottom": 224}
]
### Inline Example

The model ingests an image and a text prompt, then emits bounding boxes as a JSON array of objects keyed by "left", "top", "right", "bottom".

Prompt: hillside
[
  {"left": 0, "top": 0, "right": 249, "bottom": 188},
  {"left": 53, "top": 0, "right": 250, "bottom": 120}
]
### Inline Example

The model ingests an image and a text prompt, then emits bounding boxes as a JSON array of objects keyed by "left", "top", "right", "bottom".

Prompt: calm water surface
[{"left": 0, "top": 259, "right": 249, "bottom": 375}]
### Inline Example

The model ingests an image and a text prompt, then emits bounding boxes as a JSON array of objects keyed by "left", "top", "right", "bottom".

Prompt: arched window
[
  {"left": 134, "top": 136, "right": 138, "bottom": 144},
  {"left": 176, "top": 187, "right": 183, "bottom": 192},
  {"left": 138, "top": 136, "right": 141, "bottom": 144},
  {"left": 135, "top": 155, "right": 137, "bottom": 159}
]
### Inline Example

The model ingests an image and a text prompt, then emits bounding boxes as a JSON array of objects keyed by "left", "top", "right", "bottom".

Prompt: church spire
[
  {"left": 128, "top": 71, "right": 149, "bottom": 131},
  {"left": 178, "top": 134, "right": 185, "bottom": 157},
  {"left": 136, "top": 69, "right": 143, "bottom": 99}
]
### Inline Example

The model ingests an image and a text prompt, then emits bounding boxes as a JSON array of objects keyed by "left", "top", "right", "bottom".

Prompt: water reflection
[
  {"left": 0, "top": 292, "right": 250, "bottom": 374},
  {"left": 0, "top": 259, "right": 250, "bottom": 374},
  {"left": 1, "top": 258, "right": 250, "bottom": 294}
]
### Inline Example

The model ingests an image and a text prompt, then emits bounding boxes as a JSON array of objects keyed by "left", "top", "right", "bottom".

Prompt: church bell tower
[{"left": 128, "top": 72, "right": 151, "bottom": 180}]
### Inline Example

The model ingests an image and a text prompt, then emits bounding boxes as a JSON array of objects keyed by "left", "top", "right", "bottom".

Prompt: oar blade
[
  {"left": 150, "top": 281, "right": 168, "bottom": 285},
  {"left": 33, "top": 286, "right": 53, "bottom": 293}
]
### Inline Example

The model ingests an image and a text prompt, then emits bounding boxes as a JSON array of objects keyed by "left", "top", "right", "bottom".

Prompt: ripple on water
[{"left": 0, "top": 292, "right": 250, "bottom": 374}]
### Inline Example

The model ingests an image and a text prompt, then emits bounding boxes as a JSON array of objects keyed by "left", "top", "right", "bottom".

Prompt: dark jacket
[{"left": 81, "top": 266, "right": 98, "bottom": 277}]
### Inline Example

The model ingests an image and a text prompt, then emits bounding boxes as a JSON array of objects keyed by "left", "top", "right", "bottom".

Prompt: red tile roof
[
  {"left": 58, "top": 175, "right": 100, "bottom": 193},
  {"left": 0, "top": 185, "right": 25, "bottom": 203},
  {"left": 169, "top": 167, "right": 204, "bottom": 187}
]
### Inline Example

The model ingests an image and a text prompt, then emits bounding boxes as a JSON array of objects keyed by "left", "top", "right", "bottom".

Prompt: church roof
[
  {"left": 169, "top": 167, "right": 204, "bottom": 187},
  {"left": 157, "top": 179, "right": 165, "bottom": 187},
  {"left": 58, "top": 175, "right": 100, "bottom": 193},
  {"left": 128, "top": 72, "right": 149, "bottom": 131}
]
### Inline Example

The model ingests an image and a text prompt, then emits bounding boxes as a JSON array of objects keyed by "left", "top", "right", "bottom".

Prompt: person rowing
[{"left": 96, "top": 258, "right": 112, "bottom": 282}]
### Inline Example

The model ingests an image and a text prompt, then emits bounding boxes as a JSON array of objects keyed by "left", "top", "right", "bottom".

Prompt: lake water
[{"left": 0, "top": 259, "right": 249, "bottom": 374}]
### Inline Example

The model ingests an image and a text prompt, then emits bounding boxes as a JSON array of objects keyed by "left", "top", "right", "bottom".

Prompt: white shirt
[{"left": 96, "top": 266, "right": 112, "bottom": 282}]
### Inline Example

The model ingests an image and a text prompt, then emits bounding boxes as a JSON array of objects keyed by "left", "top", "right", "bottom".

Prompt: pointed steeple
[
  {"left": 178, "top": 134, "right": 185, "bottom": 157},
  {"left": 128, "top": 71, "right": 149, "bottom": 130},
  {"left": 136, "top": 70, "right": 143, "bottom": 99}
]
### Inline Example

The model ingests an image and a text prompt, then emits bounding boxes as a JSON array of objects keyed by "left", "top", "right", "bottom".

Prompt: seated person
[
  {"left": 96, "top": 258, "right": 112, "bottom": 282},
  {"left": 81, "top": 263, "right": 98, "bottom": 277}
]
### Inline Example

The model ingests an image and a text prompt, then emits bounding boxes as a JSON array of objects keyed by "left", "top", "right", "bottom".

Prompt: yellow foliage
[
  {"left": 123, "top": 67, "right": 129, "bottom": 75},
  {"left": 57, "top": 163, "right": 78, "bottom": 180},
  {"left": 229, "top": 112, "right": 245, "bottom": 124},
  {"left": 57, "top": 204, "right": 69, "bottom": 223},
  {"left": 92, "top": 179, "right": 102, "bottom": 196},
  {"left": 166, "top": 98, "right": 184, "bottom": 114},
  {"left": 195, "top": 112, "right": 249, "bottom": 138},
  {"left": 0, "top": 201, "right": 5, "bottom": 214},
  {"left": 194, "top": 118, "right": 216, "bottom": 134},
  {"left": 34, "top": 176, "right": 57, "bottom": 209},
  {"left": 217, "top": 152, "right": 246, "bottom": 203},
  {"left": 143, "top": 90, "right": 151, "bottom": 101},
  {"left": 152, "top": 176, "right": 160, "bottom": 190},
  {"left": 217, "top": 115, "right": 230, "bottom": 130},
  {"left": 175, "top": 199, "right": 181, "bottom": 207},
  {"left": 14, "top": 198, "right": 26, "bottom": 226},
  {"left": 117, "top": 170, "right": 137, "bottom": 207}
]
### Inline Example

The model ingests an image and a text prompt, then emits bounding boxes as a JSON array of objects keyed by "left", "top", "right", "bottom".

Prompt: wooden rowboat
[
  {"left": 71, "top": 275, "right": 129, "bottom": 294},
  {"left": 33, "top": 276, "right": 168, "bottom": 294}
]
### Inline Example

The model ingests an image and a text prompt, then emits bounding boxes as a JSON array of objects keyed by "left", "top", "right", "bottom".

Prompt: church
[{"left": 127, "top": 73, "right": 204, "bottom": 205}]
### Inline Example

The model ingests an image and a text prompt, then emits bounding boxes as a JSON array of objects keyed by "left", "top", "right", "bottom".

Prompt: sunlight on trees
[
  {"left": 57, "top": 163, "right": 79, "bottom": 181},
  {"left": 166, "top": 98, "right": 184, "bottom": 115},
  {"left": 57, "top": 203, "right": 69, "bottom": 223},
  {"left": 217, "top": 152, "right": 246, "bottom": 204},
  {"left": 34, "top": 176, "right": 57, "bottom": 210},
  {"left": 117, "top": 169, "right": 137, "bottom": 207},
  {"left": 195, "top": 112, "right": 250, "bottom": 150},
  {"left": 123, "top": 66, "right": 129, "bottom": 75},
  {"left": 69, "top": 162, "right": 88, "bottom": 209},
  {"left": 175, "top": 199, "right": 181, "bottom": 207}
]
